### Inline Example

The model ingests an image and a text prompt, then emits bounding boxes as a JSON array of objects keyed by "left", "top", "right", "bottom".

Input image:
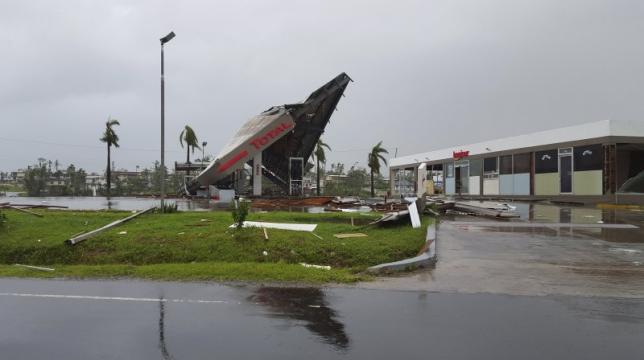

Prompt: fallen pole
[
  {"left": 5, "top": 203, "right": 68, "bottom": 209},
  {"left": 8, "top": 206, "right": 43, "bottom": 217},
  {"left": 66, "top": 207, "right": 156, "bottom": 245}
]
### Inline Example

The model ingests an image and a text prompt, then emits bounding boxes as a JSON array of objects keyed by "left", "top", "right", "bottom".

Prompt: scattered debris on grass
[
  {"left": 14, "top": 264, "right": 55, "bottom": 272},
  {"left": 0, "top": 203, "right": 68, "bottom": 209},
  {"left": 333, "top": 233, "right": 368, "bottom": 238},
  {"left": 66, "top": 206, "right": 156, "bottom": 245},
  {"left": 300, "top": 263, "right": 331, "bottom": 270},
  {"left": 1, "top": 205, "right": 44, "bottom": 217},
  {"left": 229, "top": 221, "right": 317, "bottom": 232},
  {"left": 408, "top": 200, "right": 421, "bottom": 228}
]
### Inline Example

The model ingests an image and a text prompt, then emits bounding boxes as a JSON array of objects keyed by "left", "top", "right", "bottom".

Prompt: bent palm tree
[
  {"left": 367, "top": 141, "right": 388, "bottom": 197},
  {"left": 179, "top": 125, "right": 200, "bottom": 175},
  {"left": 100, "top": 117, "right": 120, "bottom": 197},
  {"left": 311, "top": 139, "right": 331, "bottom": 196}
]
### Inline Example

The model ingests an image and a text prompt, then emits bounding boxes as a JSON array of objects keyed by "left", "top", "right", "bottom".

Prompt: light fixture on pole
[
  {"left": 201, "top": 141, "right": 207, "bottom": 163},
  {"left": 160, "top": 31, "right": 175, "bottom": 209}
]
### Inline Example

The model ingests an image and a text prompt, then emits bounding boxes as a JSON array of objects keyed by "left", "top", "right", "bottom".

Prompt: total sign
[
  {"left": 250, "top": 122, "right": 293, "bottom": 150},
  {"left": 217, "top": 117, "right": 295, "bottom": 174}
]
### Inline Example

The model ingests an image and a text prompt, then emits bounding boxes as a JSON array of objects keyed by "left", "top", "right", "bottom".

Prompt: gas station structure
[{"left": 181, "top": 73, "right": 352, "bottom": 197}]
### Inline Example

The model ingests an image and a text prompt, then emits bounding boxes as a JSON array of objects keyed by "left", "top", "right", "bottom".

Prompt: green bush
[
  {"left": 157, "top": 202, "right": 178, "bottom": 214},
  {"left": 231, "top": 199, "right": 250, "bottom": 229}
]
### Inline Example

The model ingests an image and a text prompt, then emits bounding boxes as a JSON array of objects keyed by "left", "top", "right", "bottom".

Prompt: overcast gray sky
[{"left": 1, "top": 0, "right": 643, "bottom": 173}]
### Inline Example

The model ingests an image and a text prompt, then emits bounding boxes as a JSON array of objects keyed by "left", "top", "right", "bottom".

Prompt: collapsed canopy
[{"left": 188, "top": 72, "right": 352, "bottom": 193}]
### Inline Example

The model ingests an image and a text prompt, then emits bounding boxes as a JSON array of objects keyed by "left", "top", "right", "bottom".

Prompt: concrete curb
[{"left": 367, "top": 222, "right": 437, "bottom": 273}]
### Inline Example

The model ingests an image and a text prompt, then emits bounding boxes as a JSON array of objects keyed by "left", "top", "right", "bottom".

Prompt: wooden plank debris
[
  {"left": 333, "top": 233, "right": 368, "bottom": 238},
  {"left": 66, "top": 206, "right": 156, "bottom": 245},
  {"left": 300, "top": 263, "right": 331, "bottom": 270},
  {"left": 14, "top": 264, "right": 55, "bottom": 272}
]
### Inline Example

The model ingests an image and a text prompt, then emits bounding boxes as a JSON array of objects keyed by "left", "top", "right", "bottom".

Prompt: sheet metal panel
[
  {"left": 195, "top": 110, "right": 295, "bottom": 186},
  {"left": 513, "top": 173, "right": 530, "bottom": 195},
  {"left": 499, "top": 174, "right": 514, "bottom": 195}
]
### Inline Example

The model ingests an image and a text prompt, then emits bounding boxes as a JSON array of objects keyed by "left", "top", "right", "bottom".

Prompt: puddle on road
[{"left": 247, "top": 287, "right": 350, "bottom": 351}]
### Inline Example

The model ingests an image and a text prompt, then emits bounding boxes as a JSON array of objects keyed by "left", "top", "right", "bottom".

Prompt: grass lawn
[{"left": 0, "top": 209, "right": 429, "bottom": 283}]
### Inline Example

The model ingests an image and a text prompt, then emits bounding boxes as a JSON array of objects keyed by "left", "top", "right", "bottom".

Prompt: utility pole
[{"left": 160, "top": 31, "right": 175, "bottom": 209}]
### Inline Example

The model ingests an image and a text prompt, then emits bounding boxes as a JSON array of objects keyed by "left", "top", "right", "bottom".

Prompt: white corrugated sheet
[{"left": 229, "top": 221, "right": 317, "bottom": 232}]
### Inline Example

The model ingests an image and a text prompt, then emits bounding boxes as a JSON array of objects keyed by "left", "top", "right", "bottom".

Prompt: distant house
[{"left": 86, "top": 173, "right": 106, "bottom": 192}]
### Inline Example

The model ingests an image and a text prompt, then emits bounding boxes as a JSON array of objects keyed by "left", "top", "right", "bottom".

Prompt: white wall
[
  {"left": 483, "top": 178, "right": 499, "bottom": 195},
  {"left": 513, "top": 173, "right": 530, "bottom": 195},
  {"left": 499, "top": 174, "right": 514, "bottom": 195},
  {"left": 469, "top": 176, "right": 481, "bottom": 195}
]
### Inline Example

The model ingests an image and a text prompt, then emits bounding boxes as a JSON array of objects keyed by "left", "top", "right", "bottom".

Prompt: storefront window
[
  {"left": 446, "top": 163, "right": 454, "bottom": 178},
  {"left": 484, "top": 157, "right": 498, "bottom": 173},
  {"left": 469, "top": 159, "right": 482, "bottom": 177},
  {"left": 500, "top": 155, "right": 513, "bottom": 175},
  {"left": 535, "top": 149, "right": 558, "bottom": 173},
  {"left": 574, "top": 144, "right": 602, "bottom": 171},
  {"left": 513, "top": 153, "right": 531, "bottom": 174}
]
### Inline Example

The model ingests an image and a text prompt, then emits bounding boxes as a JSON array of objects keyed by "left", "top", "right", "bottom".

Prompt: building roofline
[{"left": 390, "top": 120, "right": 644, "bottom": 167}]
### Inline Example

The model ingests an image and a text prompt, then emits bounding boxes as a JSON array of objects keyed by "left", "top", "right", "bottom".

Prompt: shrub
[
  {"left": 231, "top": 199, "right": 250, "bottom": 230},
  {"left": 157, "top": 202, "right": 178, "bottom": 214}
]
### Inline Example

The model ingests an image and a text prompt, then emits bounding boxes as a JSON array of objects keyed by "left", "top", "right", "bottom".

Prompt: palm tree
[
  {"left": 100, "top": 117, "right": 120, "bottom": 197},
  {"left": 311, "top": 139, "right": 331, "bottom": 196},
  {"left": 367, "top": 141, "right": 388, "bottom": 197},
  {"left": 179, "top": 125, "right": 200, "bottom": 175}
]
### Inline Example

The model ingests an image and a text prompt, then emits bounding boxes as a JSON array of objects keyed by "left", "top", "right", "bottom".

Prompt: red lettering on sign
[
  {"left": 218, "top": 150, "right": 249, "bottom": 173},
  {"left": 250, "top": 122, "right": 293, "bottom": 150},
  {"left": 453, "top": 150, "right": 469, "bottom": 160}
]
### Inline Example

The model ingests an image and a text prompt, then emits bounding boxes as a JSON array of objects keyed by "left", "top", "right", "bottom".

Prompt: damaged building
[
  {"left": 183, "top": 72, "right": 352, "bottom": 197},
  {"left": 390, "top": 120, "right": 644, "bottom": 204}
]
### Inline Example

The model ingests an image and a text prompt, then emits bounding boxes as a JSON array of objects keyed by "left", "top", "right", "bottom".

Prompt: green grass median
[{"left": 0, "top": 209, "right": 428, "bottom": 283}]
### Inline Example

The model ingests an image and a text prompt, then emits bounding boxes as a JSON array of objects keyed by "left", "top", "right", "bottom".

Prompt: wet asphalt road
[{"left": 1, "top": 278, "right": 643, "bottom": 359}]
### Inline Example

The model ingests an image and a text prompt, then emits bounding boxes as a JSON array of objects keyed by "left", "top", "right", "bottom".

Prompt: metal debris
[{"left": 66, "top": 206, "right": 156, "bottom": 245}]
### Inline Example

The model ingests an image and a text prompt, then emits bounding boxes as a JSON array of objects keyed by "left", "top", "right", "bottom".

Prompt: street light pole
[
  {"left": 160, "top": 31, "right": 175, "bottom": 209},
  {"left": 201, "top": 141, "right": 207, "bottom": 164}
]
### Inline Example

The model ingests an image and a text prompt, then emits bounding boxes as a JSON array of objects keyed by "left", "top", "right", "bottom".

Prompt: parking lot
[{"left": 362, "top": 203, "right": 644, "bottom": 297}]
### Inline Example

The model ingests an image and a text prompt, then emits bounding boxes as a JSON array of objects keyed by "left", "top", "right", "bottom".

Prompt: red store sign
[{"left": 453, "top": 150, "right": 469, "bottom": 160}]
